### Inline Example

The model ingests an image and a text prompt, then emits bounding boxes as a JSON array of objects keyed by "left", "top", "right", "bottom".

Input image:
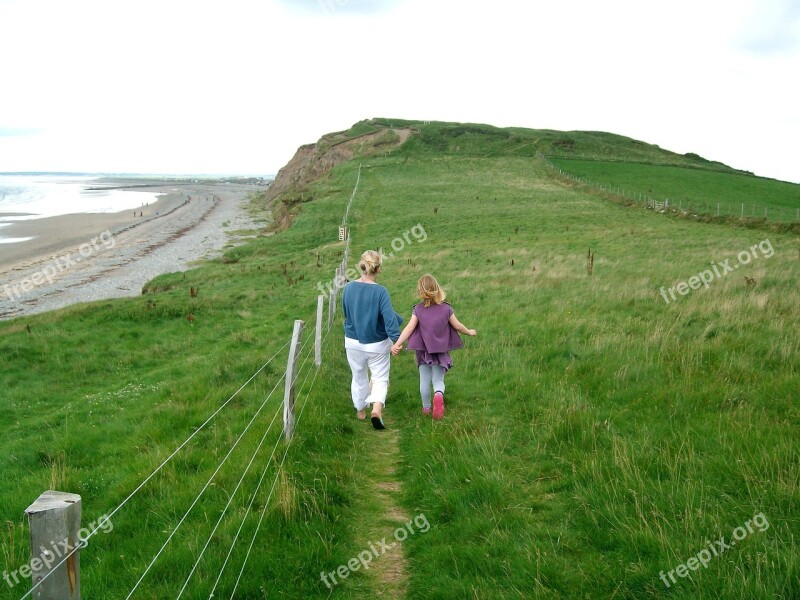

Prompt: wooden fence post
[
  {"left": 25, "top": 491, "right": 82, "bottom": 600},
  {"left": 283, "top": 320, "right": 304, "bottom": 441},
  {"left": 315, "top": 295, "right": 324, "bottom": 367},
  {"left": 327, "top": 286, "right": 336, "bottom": 332}
]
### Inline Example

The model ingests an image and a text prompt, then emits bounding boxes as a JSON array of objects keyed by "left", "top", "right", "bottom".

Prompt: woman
[{"left": 342, "top": 250, "right": 402, "bottom": 430}]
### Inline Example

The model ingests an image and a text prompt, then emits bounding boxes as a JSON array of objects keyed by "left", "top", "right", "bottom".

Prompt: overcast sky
[{"left": 0, "top": 0, "right": 798, "bottom": 182}]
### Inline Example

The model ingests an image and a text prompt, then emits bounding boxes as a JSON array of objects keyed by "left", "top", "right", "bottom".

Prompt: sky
[{"left": 0, "top": 0, "right": 798, "bottom": 182}]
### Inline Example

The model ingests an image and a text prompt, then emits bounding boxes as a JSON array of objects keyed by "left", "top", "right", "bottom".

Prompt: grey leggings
[{"left": 419, "top": 364, "right": 446, "bottom": 409}]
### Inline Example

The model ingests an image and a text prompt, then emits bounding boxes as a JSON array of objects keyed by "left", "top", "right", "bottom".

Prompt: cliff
[{"left": 265, "top": 121, "right": 415, "bottom": 231}]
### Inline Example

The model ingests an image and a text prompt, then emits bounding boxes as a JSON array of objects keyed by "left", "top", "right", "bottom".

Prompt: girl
[{"left": 391, "top": 274, "right": 476, "bottom": 419}]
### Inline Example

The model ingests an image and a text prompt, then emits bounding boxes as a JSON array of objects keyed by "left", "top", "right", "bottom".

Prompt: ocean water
[{"left": 0, "top": 174, "right": 161, "bottom": 243}]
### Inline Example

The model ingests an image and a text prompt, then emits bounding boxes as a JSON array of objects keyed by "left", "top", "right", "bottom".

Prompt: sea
[{"left": 0, "top": 174, "right": 162, "bottom": 244}]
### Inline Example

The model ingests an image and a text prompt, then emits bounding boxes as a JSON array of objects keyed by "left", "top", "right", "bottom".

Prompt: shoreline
[
  {"left": 0, "top": 180, "right": 268, "bottom": 320},
  {"left": 0, "top": 190, "right": 186, "bottom": 267}
]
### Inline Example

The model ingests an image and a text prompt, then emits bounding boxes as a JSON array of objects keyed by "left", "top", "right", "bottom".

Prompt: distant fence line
[{"left": 539, "top": 156, "right": 800, "bottom": 223}]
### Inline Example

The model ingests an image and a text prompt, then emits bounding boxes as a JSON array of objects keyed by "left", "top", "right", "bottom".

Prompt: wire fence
[
  {"left": 19, "top": 340, "right": 291, "bottom": 600},
  {"left": 18, "top": 165, "right": 363, "bottom": 599}
]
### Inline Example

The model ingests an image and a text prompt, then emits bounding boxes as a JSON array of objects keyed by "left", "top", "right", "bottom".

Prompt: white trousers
[{"left": 345, "top": 347, "right": 391, "bottom": 411}]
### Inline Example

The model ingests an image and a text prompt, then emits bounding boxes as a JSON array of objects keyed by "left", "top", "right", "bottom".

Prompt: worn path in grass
[
  {"left": 324, "top": 163, "right": 411, "bottom": 597},
  {"left": 359, "top": 424, "right": 409, "bottom": 597}
]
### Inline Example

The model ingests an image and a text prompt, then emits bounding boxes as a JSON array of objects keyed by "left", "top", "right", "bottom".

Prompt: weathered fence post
[
  {"left": 327, "top": 286, "right": 336, "bottom": 332},
  {"left": 283, "top": 320, "right": 304, "bottom": 441},
  {"left": 25, "top": 491, "right": 82, "bottom": 600},
  {"left": 315, "top": 295, "right": 324, "bottom": 367}
]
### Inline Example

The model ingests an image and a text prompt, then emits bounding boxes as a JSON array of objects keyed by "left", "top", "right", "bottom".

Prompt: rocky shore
[{"left": 0, "top": 180, "right": 267, "bottom": 320}]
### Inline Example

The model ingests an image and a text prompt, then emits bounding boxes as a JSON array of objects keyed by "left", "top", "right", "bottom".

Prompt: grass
[
  {"left": 550, "top": 158, "right": 800, "bottom": 222},
  {"left": 1, "top": 122, "right": 799, "bottom": 599}
]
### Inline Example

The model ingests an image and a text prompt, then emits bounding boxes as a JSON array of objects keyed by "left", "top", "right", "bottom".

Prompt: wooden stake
[
  {"left": 315, "top": 295, "right": 324, "bottom": 367},
  {"left": 25, "top": 491, "right": 82, "bottom": 600},
  {"left": 283, "top": 320, "right": 304, "bottom": 441},
  {"left": 327, "top": 287, "right": 336, "bottom": 332}
]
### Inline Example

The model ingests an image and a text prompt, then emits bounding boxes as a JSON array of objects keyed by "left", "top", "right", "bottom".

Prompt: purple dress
[{"left": 406, "top": 302, "right": 463, "bottom": 371}]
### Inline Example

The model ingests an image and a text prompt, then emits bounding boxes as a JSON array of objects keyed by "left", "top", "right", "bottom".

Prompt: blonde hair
[
  {"left": 417, "top": 273, "right": 446, "bottom": 307},
  {"left": 358, "top": 250, "right": 382, "bottom": 276}
]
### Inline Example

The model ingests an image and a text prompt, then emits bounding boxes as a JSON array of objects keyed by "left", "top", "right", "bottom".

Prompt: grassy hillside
[
  {"left": 549, "top": 158, "right": 800, "bottom": 223},
  {"left": 1, "top": 121, "right": 798, "bottom": 599},
  {"left": 363, "top": 118, "right": 747, "bottom": 172}
]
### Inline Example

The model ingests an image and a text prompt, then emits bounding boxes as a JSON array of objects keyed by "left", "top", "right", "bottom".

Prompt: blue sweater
[{"left": 342, "top": 281, "right": 403, "bottom": 344}]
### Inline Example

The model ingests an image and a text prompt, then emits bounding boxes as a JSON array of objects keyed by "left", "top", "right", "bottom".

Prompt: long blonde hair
[
  {"left": 358, "top": 250, "right": 382, "bottom": 276},
  {"left": 417, "top": 273, "right": 446, "bottom": 307}
]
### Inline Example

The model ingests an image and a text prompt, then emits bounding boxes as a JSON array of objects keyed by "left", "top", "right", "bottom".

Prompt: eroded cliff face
[{"left": 265, "top": 124, "right": 415, "bottom": 230}]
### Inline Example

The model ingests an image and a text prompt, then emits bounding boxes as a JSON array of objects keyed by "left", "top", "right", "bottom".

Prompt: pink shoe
[
  {"left": 422, "top": 407, "right": 431, "bottom": 415},
  {"left": 432, "top": 391, "right": 445, "bottom": 420}
]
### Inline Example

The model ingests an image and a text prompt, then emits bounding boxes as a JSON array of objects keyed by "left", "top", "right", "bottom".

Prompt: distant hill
[{"left": 266, "top": 118, "right": 751, "bottom": 204}]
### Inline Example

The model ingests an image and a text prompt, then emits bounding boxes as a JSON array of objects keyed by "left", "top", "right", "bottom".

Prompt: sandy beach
[{"left": 0, "top": 179, "right": 268, "bottom": 320}]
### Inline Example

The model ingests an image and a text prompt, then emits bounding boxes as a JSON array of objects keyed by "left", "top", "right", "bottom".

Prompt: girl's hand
[
  {"left": 466, "top": 329, "right": 477, "bottom": 336},
  {"left": 391, "top": 342, "right": 403, "bottom": 356}
]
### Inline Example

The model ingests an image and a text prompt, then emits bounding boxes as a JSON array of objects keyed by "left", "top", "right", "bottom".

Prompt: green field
[
  {"left": 1, "top": 122, "right": 798, "bottom": 599},
  {"left": 550, "top": 158, "right": 800, "bottom": 222}
]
